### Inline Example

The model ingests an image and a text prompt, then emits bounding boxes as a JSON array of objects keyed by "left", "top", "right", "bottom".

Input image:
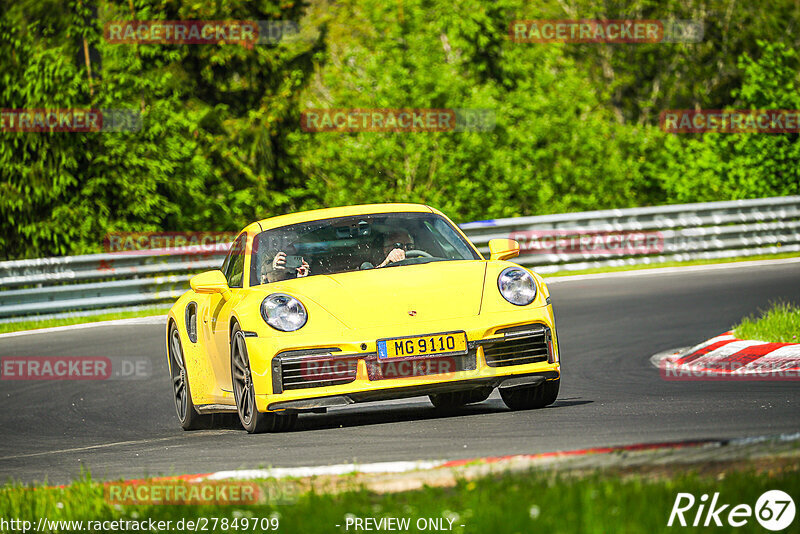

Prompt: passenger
[{"left": 263, "top": 248, "right": 310, "bottom": 282}]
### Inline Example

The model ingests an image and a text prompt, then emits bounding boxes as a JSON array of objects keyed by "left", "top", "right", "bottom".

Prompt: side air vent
[{"left": 185, "top": 302, "right": 198, "bottom": 343}]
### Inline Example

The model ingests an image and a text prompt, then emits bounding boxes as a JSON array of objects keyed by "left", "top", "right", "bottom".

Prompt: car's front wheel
[
  {"left": 231, "top": 325, "right": 297, "bottom": 433},
  {"left": 429, "top": 387, "right": 492, "bottom": 409},
  {"left": 500, "top": 379, "right": 559, "bottom": 410},
  {"left": 169, "top": 324, "right": 212, "bottom": 430}
]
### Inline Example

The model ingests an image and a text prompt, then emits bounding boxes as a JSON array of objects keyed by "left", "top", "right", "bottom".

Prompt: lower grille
[
  {"left": 483, "top": 325, "right": 550, "bottom": 367},
  {"left": 273, "top": 348, "right": 358, "bottom": 392}
]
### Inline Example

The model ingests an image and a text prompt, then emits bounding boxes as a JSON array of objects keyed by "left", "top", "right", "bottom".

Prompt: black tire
[
  {"left": 231, "top": 325, "right": 297, "bottom": 433},
  {"left": 429, "top": 387, "right": 492, "bottom": 409},
  {"left": 168, "top": 324, "right": 213, "bottom": 430},
  {"left": 500, "top": 379, "right": 560, "bottom": 410}
]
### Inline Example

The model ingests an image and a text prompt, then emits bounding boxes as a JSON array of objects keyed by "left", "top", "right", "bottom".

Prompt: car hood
[{"left": 280, "top": 260, "right": 487, "bottom": 329}]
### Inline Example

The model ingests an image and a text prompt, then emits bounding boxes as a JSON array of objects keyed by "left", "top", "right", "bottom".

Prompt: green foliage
[
  {"left": 2, "top": 462, "right": 799, "bottom": 534},
  {"left": 0, "top": 0, "right": 323, "bottom": 259},
  {"left": 1, "top": 0, "right": 799, "bottom": 259},
  {"left": 734, "top": 301, "right": 800, "bottom": 343},
  {"left": 654, "top": 40, "right": 800, "bottom": 202},
  {"left": 291, "top": 0, "right": 651, "bottom": 221}
]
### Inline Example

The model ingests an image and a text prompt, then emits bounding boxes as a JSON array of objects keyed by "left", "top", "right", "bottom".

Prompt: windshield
[{"left": 249, "top": 212, "right": 480, "bottom": 285}]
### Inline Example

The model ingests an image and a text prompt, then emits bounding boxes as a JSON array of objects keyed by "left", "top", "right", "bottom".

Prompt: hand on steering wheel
[{"left": 405, "top": 249, "right": 432, "bottom": 258}]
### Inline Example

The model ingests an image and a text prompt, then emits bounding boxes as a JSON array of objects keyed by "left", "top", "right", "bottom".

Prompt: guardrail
[{"left": 2, "top": 196, "right": 799, "bottom": 323}]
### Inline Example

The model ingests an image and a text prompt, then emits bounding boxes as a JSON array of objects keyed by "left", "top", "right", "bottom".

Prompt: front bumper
[{"left": 245, "top": 305, "right": 561, "bottom": 413}]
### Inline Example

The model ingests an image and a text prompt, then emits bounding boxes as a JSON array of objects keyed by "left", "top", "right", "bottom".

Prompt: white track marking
[
  {"left": 202, "top": 461, "right": 446, "bottom": 480},
  {"left": 0, "top": 433, "right": 230, "bottom": 461},
  {"left": 0, "top": 315, "right": 166, "bottom": 339},
  {"left": 544, "top": 256, "right": 800, "bottom": 284}
]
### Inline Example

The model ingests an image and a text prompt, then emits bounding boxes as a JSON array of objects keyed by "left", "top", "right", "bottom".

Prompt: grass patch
[
  {"left": 541, "top": 251, "right": 800, "bottom": 278},
  {"left": 734, "top": 301, "right": 800, "bottom": 343},
  {"left": 1, "top": 461, "right": 797, "bottom": 533},
  {"left": 0, "top": 307, "right": 171, "bottom": 335}
]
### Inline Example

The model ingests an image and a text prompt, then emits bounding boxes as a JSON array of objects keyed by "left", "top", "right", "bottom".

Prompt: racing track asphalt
[{"left": 1, "top": 260, "right": 798, "bottom": 484}]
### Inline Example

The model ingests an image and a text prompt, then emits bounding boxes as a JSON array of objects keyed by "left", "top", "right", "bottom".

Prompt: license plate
[{"left": 377, "top": 331, "right": 468, "bottom": 360}]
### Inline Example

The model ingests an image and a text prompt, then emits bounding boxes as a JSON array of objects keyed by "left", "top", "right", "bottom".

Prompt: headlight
[
  {"left": 497, "top": 267, "right": 537, "bottom": 306},
  {"left": 261, "top": 293, "right": 308, "bottom": 331}
]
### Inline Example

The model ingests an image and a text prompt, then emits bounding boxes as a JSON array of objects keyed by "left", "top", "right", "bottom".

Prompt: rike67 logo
[{"left": 668, "top": 490, "right": 795, "bottom": 530}]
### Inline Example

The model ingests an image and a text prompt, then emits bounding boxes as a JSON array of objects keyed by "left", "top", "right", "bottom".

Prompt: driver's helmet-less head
[{"left": 381, "top": 229, "right": 414, "bottom": 253}]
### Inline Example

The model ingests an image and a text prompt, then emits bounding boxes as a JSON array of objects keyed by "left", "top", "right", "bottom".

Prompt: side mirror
[
  {"left": 190, "top": 270, "right": 231, "bottom": 300},
  {"left": 488, "top": 239, "right": 520, "bottom": 261}
]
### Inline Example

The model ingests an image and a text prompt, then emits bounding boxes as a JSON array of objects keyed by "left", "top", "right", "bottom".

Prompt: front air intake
[
  {"left": 272, "top": 348, "right": 358, "bottom": 393},
  {"left": 483, "top": 324, "right": 551, "bottom": 367}
]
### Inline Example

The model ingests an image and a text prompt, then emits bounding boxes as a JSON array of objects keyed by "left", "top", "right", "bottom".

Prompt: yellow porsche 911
[{"left": 166, "top": 204, "right": 561, "bottom": 433}]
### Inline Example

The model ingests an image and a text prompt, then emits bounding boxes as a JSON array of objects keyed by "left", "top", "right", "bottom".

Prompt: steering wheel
[{"left": 405, "top": 249, "right": 432, "bottom": 258}]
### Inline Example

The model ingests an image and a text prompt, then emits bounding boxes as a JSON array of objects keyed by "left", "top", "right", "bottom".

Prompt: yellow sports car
[{"left": 166, "top": 204, "right": 561, "bottom": 432}]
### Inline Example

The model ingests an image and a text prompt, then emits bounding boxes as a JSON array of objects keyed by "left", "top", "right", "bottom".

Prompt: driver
[{"left": 377, "top": 230, "right": 416, "bottom": 267}]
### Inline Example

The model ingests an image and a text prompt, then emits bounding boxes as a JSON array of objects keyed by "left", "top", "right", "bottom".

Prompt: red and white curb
[
  {"left": 118, "top": 439, "right": 727, "bottom": 484},
  {"left": 40, "top": 433, "right": 796, "bottom": 501},
  {"left": 651, "top": 332, "right": 800, "bottom": 380},
  {"left": 90, "top": 433, "right": 800, "bottom": 489}
]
